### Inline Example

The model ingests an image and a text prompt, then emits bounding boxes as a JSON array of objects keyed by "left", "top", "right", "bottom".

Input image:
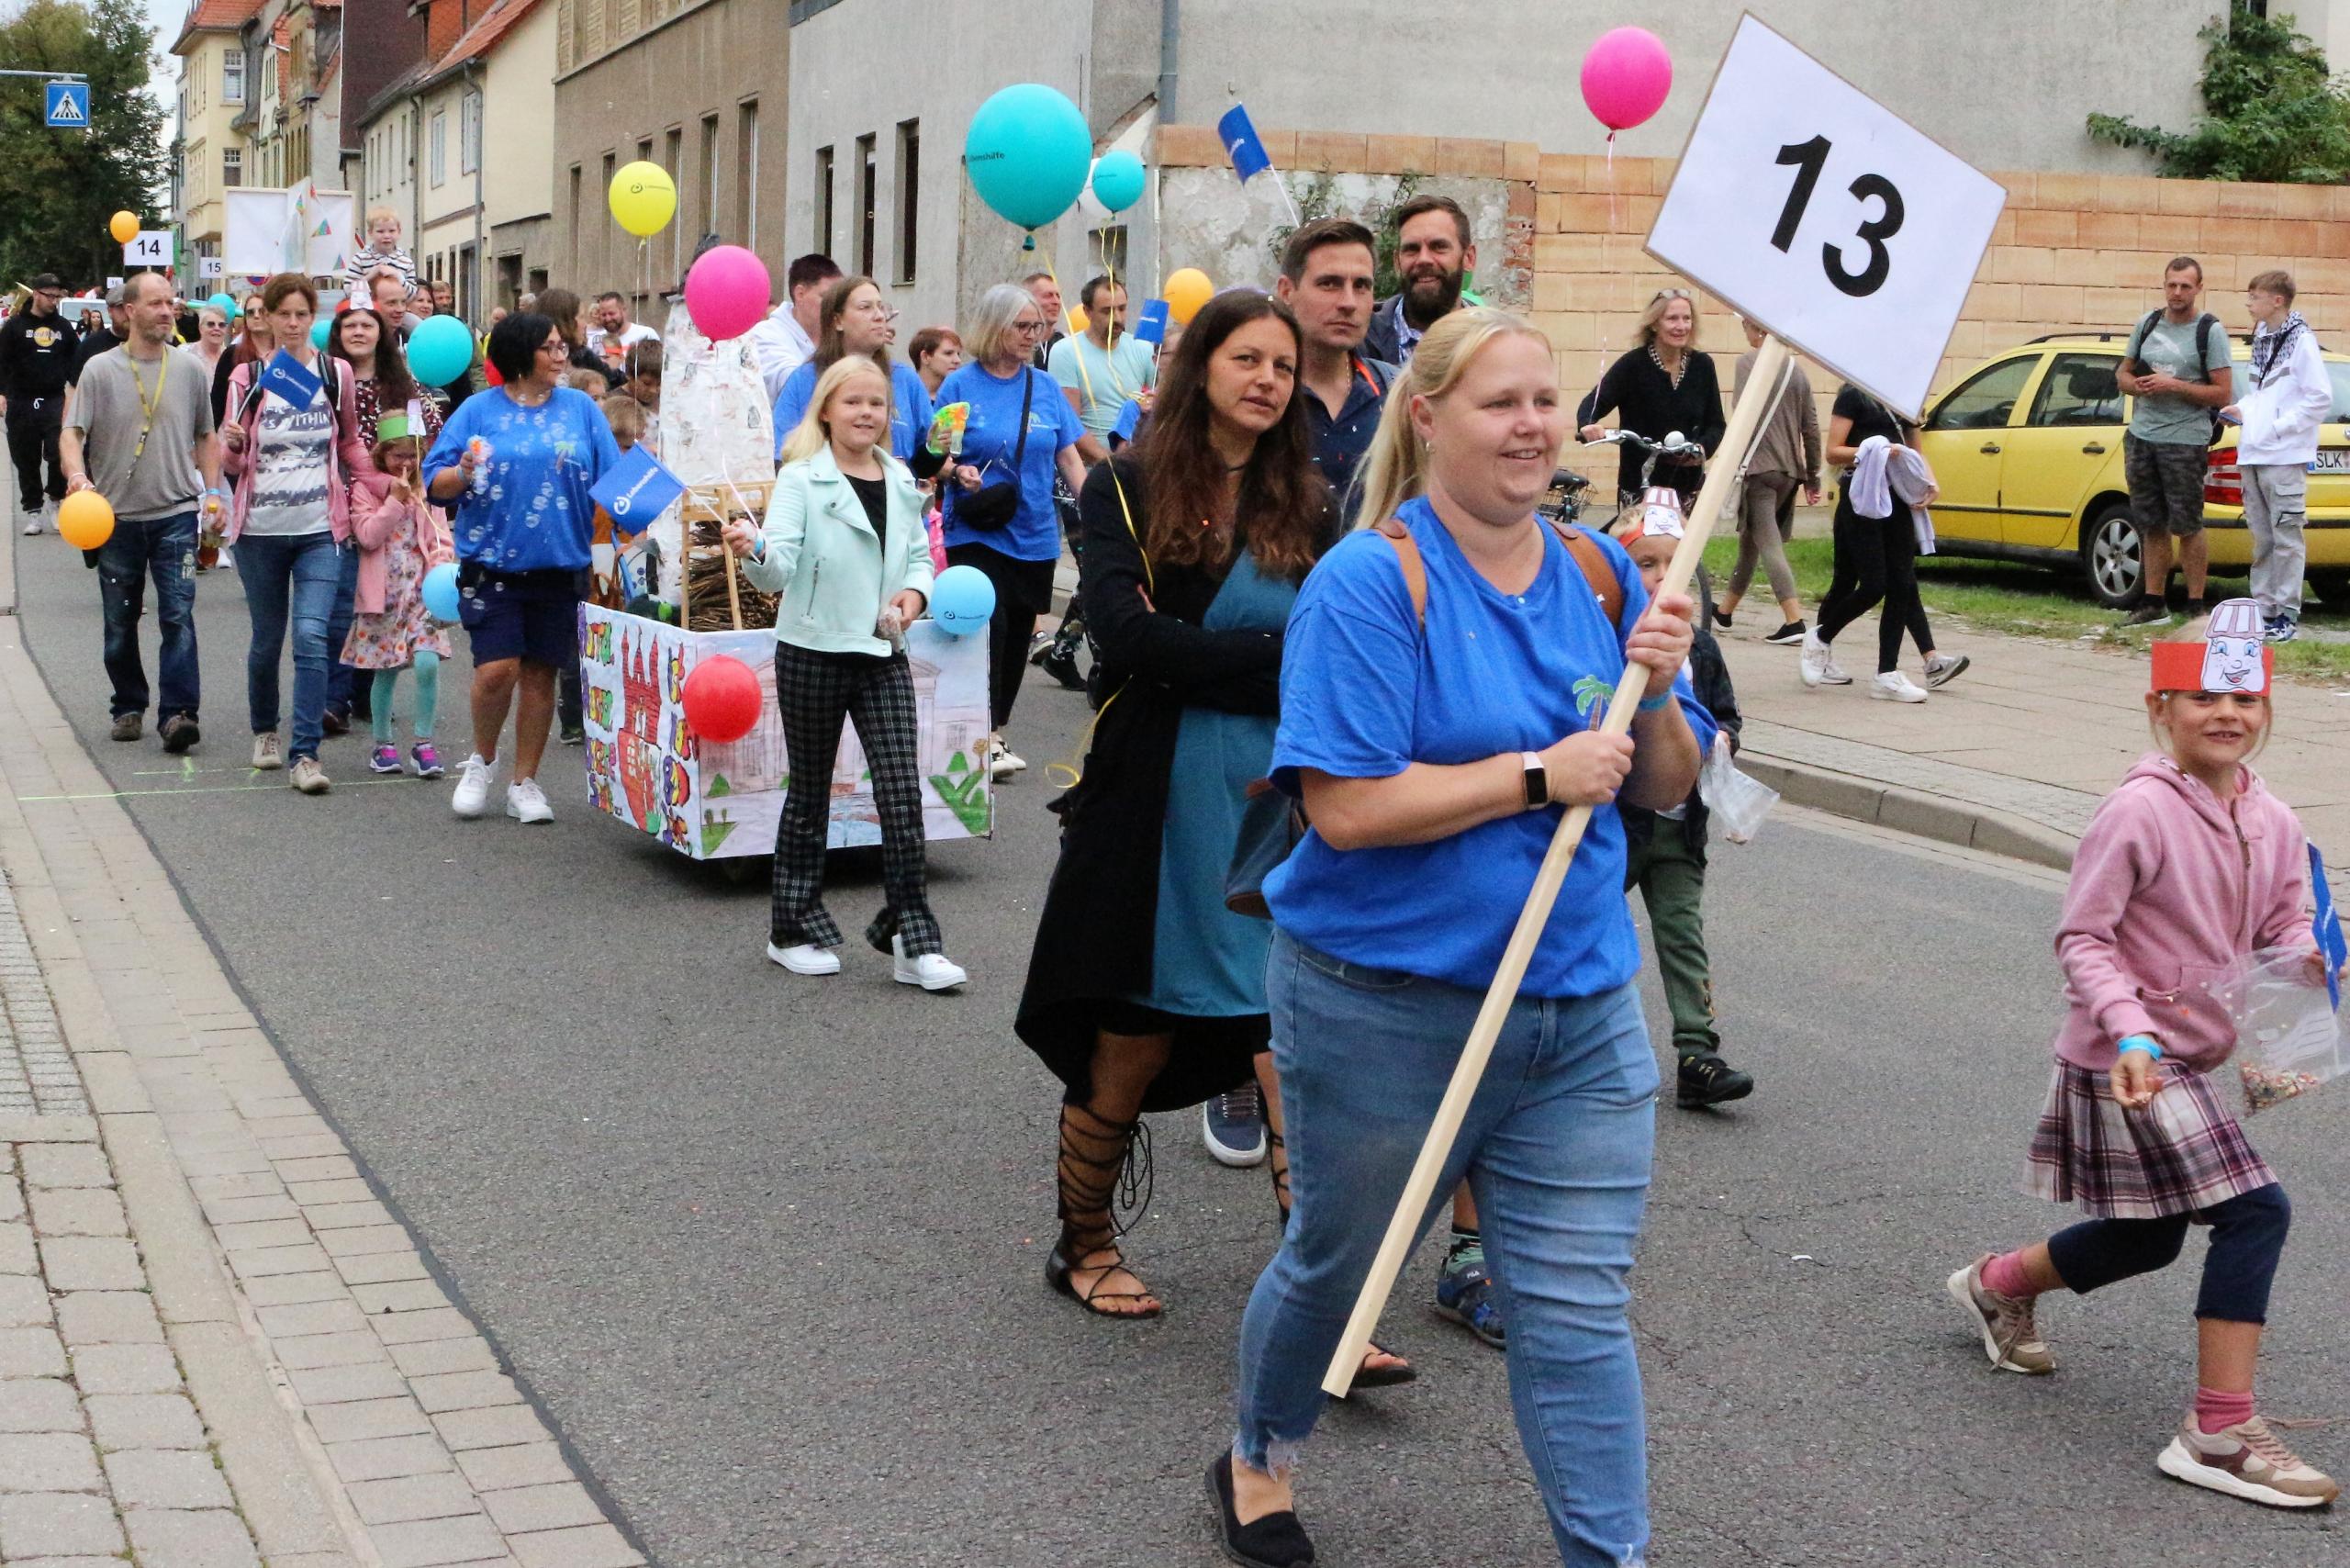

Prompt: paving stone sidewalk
[{"left": 0, "top": 560, "right": 645, "bottom": 1564}]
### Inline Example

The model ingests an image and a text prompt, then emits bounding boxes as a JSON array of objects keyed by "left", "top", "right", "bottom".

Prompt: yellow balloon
[
  {"left": 1066, "top": 304, "right": 1090, "bottom": 337},
  {"left": 1164, "top": 267, "right": 1214, "bottom": 326},
  {"left": 107, "top": 210, "right": 140, "bottom": 245},
  {"left": 609, "top": 162, "right": 677, "bottom": 238},
  {"left": 57, "top": 490, "right": 114, "bottom": 550}
]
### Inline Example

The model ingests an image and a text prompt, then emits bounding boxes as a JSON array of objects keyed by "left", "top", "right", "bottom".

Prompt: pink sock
[
  {"left": 1981, "top": 1249, "right": 2037, "bottom": 1301},
  {"left": 2195, "top": 1387, "right": 2255, "bottom": 1434}
]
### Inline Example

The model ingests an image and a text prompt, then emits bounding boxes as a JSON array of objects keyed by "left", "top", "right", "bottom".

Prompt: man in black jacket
[
  {"left": 72, "top": 284, "right": 130, "bottom": 383},
  {"left": 0, "top": 274, "right": 78, "bottom": 532},
  {"left": 1361, "top": 195, "right": 1477, "bottom": 367}
]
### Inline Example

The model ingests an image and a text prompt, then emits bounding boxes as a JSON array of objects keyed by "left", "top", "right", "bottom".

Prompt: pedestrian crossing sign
[{"left": 43, "top": 82, "right": 89, "bottom": 129}]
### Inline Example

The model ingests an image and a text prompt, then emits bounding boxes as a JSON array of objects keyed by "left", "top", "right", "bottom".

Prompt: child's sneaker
[
  {"left": 410, "top": 743, "right": 443, "bottom": 779},
  {"left": 1944, "top": 1255, "right": 2053, "bottom": 1374},
  {"left": 1434, "top": 1235, "right": 1505, "bottom": 1350},
  {"left": 367, "top": 744, "right": 402, "bottom": 776},
  {"left": 2265, "top": 615, "right": 2300, "bottom": 644},
  {"left": 2158, "top": 1412, "right": 2339, "bottom": 1508}
]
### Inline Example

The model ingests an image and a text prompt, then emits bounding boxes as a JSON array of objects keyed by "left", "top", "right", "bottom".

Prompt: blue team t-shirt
[
  {"left": 421, "top": 386, "right": 621, "bottom": 572},
  {"left": 1265, "top": 497, "right": 1716, "bottom": 998},
  {"left": 769, "top": 359, "right": 933, "bottom": 461},
  {"left": 934, "top": 362, "right": 1084, "bottom": 563}
]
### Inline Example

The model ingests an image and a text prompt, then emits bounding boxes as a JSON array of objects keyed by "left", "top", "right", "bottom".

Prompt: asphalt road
[{"left": 12, "top": 522, "right": 2347, "bottom": 1567}]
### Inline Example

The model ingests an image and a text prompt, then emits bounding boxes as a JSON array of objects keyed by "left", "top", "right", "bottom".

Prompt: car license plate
[{"left": 2314, "top": 449, "right": 2350, "bottom": 473}]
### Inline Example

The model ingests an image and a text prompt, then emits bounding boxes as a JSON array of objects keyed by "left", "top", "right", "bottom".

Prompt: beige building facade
[{"left": 172, "top": 1, "right": 263, "bottom": 275}]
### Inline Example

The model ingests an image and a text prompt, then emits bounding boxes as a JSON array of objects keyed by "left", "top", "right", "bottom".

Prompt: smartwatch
[{"left": 1520, "top": 751, "right": 1549, "bottom": 809}]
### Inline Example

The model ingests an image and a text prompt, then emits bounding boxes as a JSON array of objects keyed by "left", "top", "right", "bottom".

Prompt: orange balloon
[
  {"left": 1163, "top": 267, "right": 1214, "bottom": 326},
  {"left": 107, "top": 210, "right": 140, "bottom": 245},
  {"left": 57, "top": 490, "right": 114, "bottom": 550},
  {"left": 1066, "top": 304, "right": 1090, "bottom": 337}
]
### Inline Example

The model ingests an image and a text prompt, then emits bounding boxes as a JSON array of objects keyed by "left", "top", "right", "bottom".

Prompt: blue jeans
[
  {"left": 97, "top": 510, "right": 200, "bottom": 722},
  {"left": 326, "top": 536, "right": 360, "bottom": 715},
  {"left": 1237, "top": 931, "right": 1658, "bottom": 1567},
  {"left": 233, "top": 531, "right": 341, "bottom": 762}
]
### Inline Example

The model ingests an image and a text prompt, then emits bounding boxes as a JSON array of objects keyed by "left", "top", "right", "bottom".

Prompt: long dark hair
[
  {"left": 328, "top": 308, "right": 419, "bottom": 409},
  {"left": 811, "top": 274, "right": 892, "bottom": 386},
  {"left": 1136, "top": 290, "right": 1327, "bottom": 580}
]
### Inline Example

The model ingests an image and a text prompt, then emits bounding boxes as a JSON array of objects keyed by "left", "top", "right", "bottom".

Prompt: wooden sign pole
[{"left": 1320, "top": 332, "right": 1793, "bottom": 1397}]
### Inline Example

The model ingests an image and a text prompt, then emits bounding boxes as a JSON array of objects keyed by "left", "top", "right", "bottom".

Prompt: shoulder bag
[{"left": 954, "top": 368, "right": 1033, "bottom": 532}]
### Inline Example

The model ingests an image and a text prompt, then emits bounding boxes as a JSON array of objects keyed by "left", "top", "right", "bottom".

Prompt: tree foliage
[
  {"left": 2087, "top": 7, "right": 2350, "bottom": 183},
  {"left": 1267, "top": 171, "right": 1427, "bottom": 296},
  {"left": 0, "top": 0, "right": 168, "bottom": 290}
]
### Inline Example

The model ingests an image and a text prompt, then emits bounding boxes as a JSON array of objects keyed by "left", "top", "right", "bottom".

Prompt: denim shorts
[{"left": 458, "top": 563, "right": 583, "bottom": 666}]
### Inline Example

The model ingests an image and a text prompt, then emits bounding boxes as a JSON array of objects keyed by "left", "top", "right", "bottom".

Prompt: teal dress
[{"left": 1130, "top": 549, "right": 1299, "bottom": 1017}]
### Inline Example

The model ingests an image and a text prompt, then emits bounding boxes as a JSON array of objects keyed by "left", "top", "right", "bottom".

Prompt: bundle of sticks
[{"left": 682, "top": 517, "right": 779, "bottom": 632}]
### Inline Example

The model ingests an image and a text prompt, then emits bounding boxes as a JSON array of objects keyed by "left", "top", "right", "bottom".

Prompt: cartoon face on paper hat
[
  {"left": 1612, "top": 500, "right": 1684, "bottom": 544},
  {"left": 2149, "top": 598, "right": 2272, "bottom": 695}
]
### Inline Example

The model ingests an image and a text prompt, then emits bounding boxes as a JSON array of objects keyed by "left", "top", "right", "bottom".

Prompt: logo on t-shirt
[{"left": 31, "top": 327, "right": 54, "bottom": 349}]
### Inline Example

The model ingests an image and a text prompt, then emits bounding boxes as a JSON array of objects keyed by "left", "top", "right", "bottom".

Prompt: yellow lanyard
[{"left": 128, "top": 350, "right": 169, "bottom": 463}]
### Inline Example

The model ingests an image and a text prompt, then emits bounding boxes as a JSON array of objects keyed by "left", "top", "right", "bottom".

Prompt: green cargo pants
[{"left": 1623, "top": 823, "right": 1719, "bottom": 1058}]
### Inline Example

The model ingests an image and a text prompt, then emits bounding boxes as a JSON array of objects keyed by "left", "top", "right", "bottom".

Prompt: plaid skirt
[{"left": 2025, "top": 1060, "right": 2276, "bottom": 1220}]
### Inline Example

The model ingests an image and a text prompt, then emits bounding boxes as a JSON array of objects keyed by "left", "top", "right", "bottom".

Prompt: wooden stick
[
  {"left": 1320, "top": 332, "right": 1792, "bottom": 1397},
  {"left": 722, "top": 519, "right": 745, "bottom": 631}
]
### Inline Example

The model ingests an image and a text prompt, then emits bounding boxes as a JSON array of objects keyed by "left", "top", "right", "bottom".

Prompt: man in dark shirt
[
  {"left": 1273, "top": 218, "right": 1395, "bottom": 522},
  {"left": 1361, "top": 195, "right": 1477, "bottom": 367},
  {"left": 72, "top": 284, "right": 131, "bottom": 384},
  {"left": 0, "top": 274, "right": 79, "bottom": 532}
]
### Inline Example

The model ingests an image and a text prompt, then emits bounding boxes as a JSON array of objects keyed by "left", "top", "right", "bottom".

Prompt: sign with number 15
[{"left": 1646, "top": 14, "right": 2007, "bottom": 420}]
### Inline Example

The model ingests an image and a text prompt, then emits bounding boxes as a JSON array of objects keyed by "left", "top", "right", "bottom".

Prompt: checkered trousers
[
  {"left": 2026, "top": 1060, "right": 2276, "bottom": 1220},
  {"left": 768, "top": 643, "right": 945, "bottom": 958}
]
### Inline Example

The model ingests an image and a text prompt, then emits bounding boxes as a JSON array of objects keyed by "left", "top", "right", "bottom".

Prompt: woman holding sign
[
  {"left": 218, "top": 274, "right": 375, "bottom": 795},
  {"left": 1212, "top": 308, "right": 1705, "bottom": 1568}
]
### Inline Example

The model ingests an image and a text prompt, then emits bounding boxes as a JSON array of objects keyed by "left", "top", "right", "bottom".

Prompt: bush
[
  {"left": 1266, "top": 172, "right": 1425, "bottom": 295},
  {"left": 2087, "top": 7, "right": 2350, "bottom": 182}
]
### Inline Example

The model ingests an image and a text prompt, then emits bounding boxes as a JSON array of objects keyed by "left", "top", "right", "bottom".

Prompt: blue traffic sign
[{"left": 44, "top": 82, "right": 88, "bottom": 129}]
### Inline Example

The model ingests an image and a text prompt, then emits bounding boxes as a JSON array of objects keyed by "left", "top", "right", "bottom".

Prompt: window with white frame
[
  {"left": 223, "top": 49, "right": 244, "bottom": 105},
  {"left": 460, "top": 93, "right": 480, "bottom": 176},
  {"left": 222, "top": 146, "right": 241, "bottom": 188},
  {"left": 431, "top": 109, "right": 446, "bottom": 186}
]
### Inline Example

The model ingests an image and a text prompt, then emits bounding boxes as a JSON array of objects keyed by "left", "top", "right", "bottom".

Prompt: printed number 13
[{"left": 1770, "top": 135, "right": 1904, "bottom": 298}]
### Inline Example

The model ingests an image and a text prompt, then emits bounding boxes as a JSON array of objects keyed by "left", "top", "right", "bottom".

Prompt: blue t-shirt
[
  {"left": 934, "top": 362, "right": 1083, "bottom": 563},
  {"left": 1265, "top": 498, "right": 1716, "bottom": 998},
  {"left": 422, "top": 386, "right": 622, "bottom": 572},
  {"left": 769, "top": 360, "right": 933, "bottom": 462}
]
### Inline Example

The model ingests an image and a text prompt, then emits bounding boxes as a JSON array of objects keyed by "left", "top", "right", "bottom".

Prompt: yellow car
[{"left": 1915, "top": 333, "right": 2350, "bottom": 606}]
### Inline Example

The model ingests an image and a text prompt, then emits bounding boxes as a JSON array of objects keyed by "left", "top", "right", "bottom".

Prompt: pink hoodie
[
  {"left": 347, "top": 470, "right": 453, "bottom": 616},
  {"left": 218, "top": 355, "right": 375, "bottom": 543},
  {"left": 2053, "top": 753, "right": 2313, "bottom": 1072}
]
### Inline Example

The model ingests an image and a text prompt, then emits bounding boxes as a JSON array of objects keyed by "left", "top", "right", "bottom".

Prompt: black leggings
[
  {"left": 2047, "top": 1183, "right": 2291, "bottom": 1324},
  {"left": 1816, "top": 496, "right": 1932, "bottom": 674}
]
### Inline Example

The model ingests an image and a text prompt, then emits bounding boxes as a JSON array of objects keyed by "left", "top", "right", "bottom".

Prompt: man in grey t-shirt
[
  {"left": 2116, "top": 256, "right": 2232, "bottom": 625},
  {"left": 61, "top": 272, "right": 221, "bottom": 753}
]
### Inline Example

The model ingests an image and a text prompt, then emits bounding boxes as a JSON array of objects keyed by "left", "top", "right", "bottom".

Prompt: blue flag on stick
[
  {"left": 588, "top": 445, "right": 686, "bottom": 537},
  {"left": 2312, "top": 843, "right": 2345, "bottom": 1010},
  {"left": 1132, "top": 299, "right": 1170, "bottom": 347},
  {"left": 1218, "top": 103, "right": 1271, "bottom": 183},
  {"left": 257, "top": 351, "right": 322, "bottom": 410}
]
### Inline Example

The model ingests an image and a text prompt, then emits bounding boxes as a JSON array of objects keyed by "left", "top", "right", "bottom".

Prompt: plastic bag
[
  {"left": 2206, "top": 946, "right": 2349, "bottom": 1114},
  {"left": 1697, "top": 734, "right": 1779, "bottom": 845}
]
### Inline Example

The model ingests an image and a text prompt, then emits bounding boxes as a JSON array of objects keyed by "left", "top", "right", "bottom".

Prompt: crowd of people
[{"left": 12, "top": 194, "right": 2343, "bottom": 1565}]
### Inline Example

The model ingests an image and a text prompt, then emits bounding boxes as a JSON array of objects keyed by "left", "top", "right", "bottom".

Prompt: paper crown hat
[
  {"left": 375, "top": 411, "right": 413, "bottom": 442},
  {"left": 2150, "top": 597, "right": 2272, "bottom": 695},
  {"left": 1611, "top": 498, "right": 1686, "bottom": 544}
]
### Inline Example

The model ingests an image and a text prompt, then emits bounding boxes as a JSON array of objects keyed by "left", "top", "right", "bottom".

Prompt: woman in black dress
[{"left": 1577, "top": 286, "right": 1728, "bottom": 515}]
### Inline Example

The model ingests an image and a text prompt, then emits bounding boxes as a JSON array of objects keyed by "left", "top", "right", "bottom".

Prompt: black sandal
[
  {"left": 1208, "top": 1451, "right": 1315, "bottom": 1568},
  {"left": 1046, "top": 1103, "right": 1161, "bottom": 1319},
  {"left": 1268, "top": 1129, "right": 1416, "bottom": 1392}
]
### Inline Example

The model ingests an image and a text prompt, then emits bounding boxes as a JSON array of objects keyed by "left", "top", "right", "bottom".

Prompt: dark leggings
[
  {"left": 2047, "top": 1183, "right": 2291, "bottom": 1324},
  {"left": 1816, "top": 495, "right": 1932, "bottom": 674}
]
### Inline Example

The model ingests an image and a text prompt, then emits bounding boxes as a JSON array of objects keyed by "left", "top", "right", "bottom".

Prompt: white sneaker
[
  {"left": 451, "top": 754, "right": 493, "bottom": 818},
  {"left": 1799, "top": 631, "right": 1830, "bottom": 688},
  {"left": 505, "top": 777, "right": 554, "bottom": 823},
  {"left": 1871, "top": 671, "right": 1930, "bottom": 702},
  {"left": 988, "top": 735, "right": 1025, "bottom": 779},
  {"left": 767, "top": 941, "right": 841, "bottom": 976},
  {"left": 251, "top": 731, "right": 283, "bottom": 770},
  {"left": 287, "top": 756, "right": 330, "bottom": 795},
  {"left": 1819, "top": 654, "right": 1852, "bottom": 685},
  {"left": 892, "top": 935, "right": 967, "bottom": 991}
]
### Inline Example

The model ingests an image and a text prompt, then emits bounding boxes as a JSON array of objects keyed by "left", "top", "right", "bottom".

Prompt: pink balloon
[
  {"left": 1580, "top": 26, "right": 1673, "bottom": 133},
  {"left": 684, "top": 244, "right": 772, "bottom": 342}
]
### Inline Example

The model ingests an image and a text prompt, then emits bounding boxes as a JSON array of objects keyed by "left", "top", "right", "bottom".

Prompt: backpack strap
[
  {"left": 1370, "top": 515, "right": 1428, "bottom": 625},
  {"left": 1370, "top": 514, "right": 1621, "bottom": 631},
  {"left": 2193, "top": 311, "right": 2216, "bottom": 381}
]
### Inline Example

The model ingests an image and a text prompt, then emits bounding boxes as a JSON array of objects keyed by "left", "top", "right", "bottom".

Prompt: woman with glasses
[
  {"left": 934, "top": 283, "right": 1088, "bottom": 779},
  {"left": 767, "top": 274, "right": 934, "bottom": 464},
  {"left": 191, "top": 304, "right": 231, "bottom": 381},
  {"left": 422, "top": 311, "right": 621, "bottom": 824},
  {"left": 1577, "top": 286, "right": 1727, "bottom": 518},
  {"left": 212, "top": 293, "right": 275, "bottom": 428}
]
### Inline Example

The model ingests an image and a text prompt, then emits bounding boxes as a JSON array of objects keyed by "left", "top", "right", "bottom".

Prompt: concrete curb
[{"left": 1740, "top": 751, "right": 2078, "bottom": 871}]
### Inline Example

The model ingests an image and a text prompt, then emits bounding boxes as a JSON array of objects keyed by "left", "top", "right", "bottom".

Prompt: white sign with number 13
[{"left": 1646, "top": 14, "right": 2007, "bottom": 420}]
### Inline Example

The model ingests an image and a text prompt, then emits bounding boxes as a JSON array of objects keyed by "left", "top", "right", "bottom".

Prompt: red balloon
[{"left": 680, "top": 654, "right": 762, "bottom": 744}]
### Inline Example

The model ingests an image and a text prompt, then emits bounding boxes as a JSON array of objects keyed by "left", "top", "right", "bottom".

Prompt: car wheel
[{"left": 2082, "top": 501, "right": 2143, "bottom": 608}]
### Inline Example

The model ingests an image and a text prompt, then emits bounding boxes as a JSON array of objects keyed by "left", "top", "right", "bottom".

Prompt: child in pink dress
[{"left": 342, "top": 414, "right": 454, "bottom": 777}]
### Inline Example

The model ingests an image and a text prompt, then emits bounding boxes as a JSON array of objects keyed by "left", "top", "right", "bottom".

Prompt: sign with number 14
[{"left": 1646, "top": 14, "right": 2006, "bottom": 419}]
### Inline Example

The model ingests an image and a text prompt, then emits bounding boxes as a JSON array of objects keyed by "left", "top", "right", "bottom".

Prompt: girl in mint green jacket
[{"left": 725, "top": 358, "right": 962, "bottom": 991}]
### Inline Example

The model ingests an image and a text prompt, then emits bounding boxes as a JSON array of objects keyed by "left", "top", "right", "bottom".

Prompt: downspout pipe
[
  {"left": 1158, "top": 0, "right": 1178, "bottom": 124},
  {"left": 465, "top": 61, "right": 484, "bottom": 320}
]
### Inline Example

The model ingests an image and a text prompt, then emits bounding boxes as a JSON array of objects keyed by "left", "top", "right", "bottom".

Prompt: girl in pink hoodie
[
  {"left": 341, "top": 417, "right": 453, "bottom": 778},
  {"left": 1945, "top": 605, "right": 2336, "bottom": 1511}
]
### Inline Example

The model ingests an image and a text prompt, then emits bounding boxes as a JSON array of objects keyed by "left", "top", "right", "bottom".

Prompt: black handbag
[{"left": 955, "top": 367, "right": 1034, "bottom": 532}]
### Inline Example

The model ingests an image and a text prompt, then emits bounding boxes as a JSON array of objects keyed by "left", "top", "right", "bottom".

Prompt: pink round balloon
[
  {"left": 684, "top": 244, "right": 772, "bottom": 342},
  {"left": 1580, "top": 26, "right": 1673, "bottom": 133}
]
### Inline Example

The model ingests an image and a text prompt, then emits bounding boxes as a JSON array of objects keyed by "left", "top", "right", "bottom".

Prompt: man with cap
[
  {"left": 72, "top": 283, "right": 131, "bottom": 382},
  {"left": 0, "top": 274, "right": 78, "bottom": 532}
]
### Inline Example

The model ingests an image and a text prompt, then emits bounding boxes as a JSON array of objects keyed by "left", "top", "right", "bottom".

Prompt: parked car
[{"left": 1913, "top": 332, "right": 2350, "bottom": 606}]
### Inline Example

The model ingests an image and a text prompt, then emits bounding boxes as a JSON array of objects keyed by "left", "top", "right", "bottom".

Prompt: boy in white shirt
[
  {"left": 2223, "top": 268, "right": 2334, "bottom": 642},
  {"left": 343, "top": 207, "right": 416, "bottom": 301}
]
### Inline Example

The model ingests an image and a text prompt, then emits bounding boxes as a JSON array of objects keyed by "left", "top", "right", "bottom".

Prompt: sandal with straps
[
  {"left": 1268, "top": 1128, "right": 1416, "bottom": 1391},
  {"left": 1047, "top": 1102, "right": 1162, "bottom": 1319}
]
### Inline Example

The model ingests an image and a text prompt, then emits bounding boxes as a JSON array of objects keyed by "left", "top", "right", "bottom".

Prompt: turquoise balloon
[
  {"left": 309, "top": 318, "right": 331, "bottom": 351},
  {"left": 1091, "top": 150, "right": 1146, "bottom": 214},
  {"left": 408, "top": 314, "right": 474, "bottom": 386},
  {"left": 207, "top": 291, "right": 237, "bottom": 316},
  {"left": 928, "top": 565, "right": 996, "bottom": 635},
  {"left": 966, "top": 84, "right": 1092, "bottom": 231},
  {"left": 420, "top": 562, "right": 461, "bottom": 622}
]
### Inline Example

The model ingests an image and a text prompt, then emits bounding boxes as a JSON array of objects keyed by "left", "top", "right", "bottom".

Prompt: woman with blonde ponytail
[{"left": 1210, "top": 308, "right": 1708, "bottom": 1568}]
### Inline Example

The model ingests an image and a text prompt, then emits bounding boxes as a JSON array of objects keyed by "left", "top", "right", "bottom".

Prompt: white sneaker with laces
[
  {"left": 767, "top": 942, "right": 841, "bottom": 976},
  {"left": 451, "top": 754, "right": 494, "bottom": 818},
  {"left": 2158, "top": 1412, "right": 2340, "bottom": 1508},
  {"left": 287, "top": 756, "right": 330, "bottom": 795},
  {"left": 505, "top": 778, "right": 554, "bottom": 823},
  {"left": 251, "top": 731, "right": 283, "bottom": 771},
  {"left": 892, "top": 935, "right": 967, "bottom": 991},
  {"left": 1871, "top": 671, "right": 1929, "bottom": 702},
  {"left": 1799, "top": 631, "right": 1831, "bottom": 688},
  {"left": 988, "top": 736, "right": 1025, "bottom": 779},
  {"left": 1819, "top": 654, "right": 1852, "bottom": 686}
]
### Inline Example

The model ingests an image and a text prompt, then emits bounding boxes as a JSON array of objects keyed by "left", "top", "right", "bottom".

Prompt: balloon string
[{"left": 1035, "top": 243, "right": 1102, "bottom": 412}]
